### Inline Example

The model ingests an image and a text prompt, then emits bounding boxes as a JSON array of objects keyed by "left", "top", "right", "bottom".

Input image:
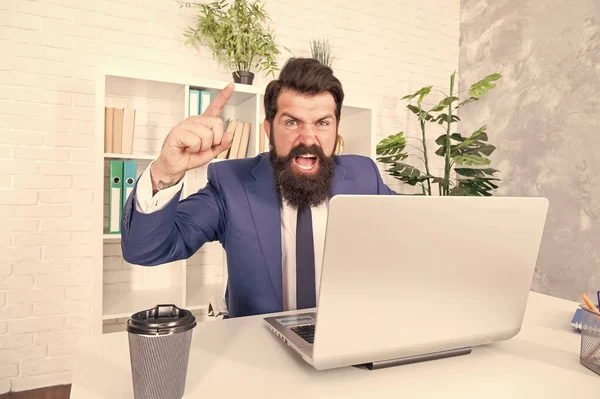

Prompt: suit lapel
[{"left": 245, "top": 156, "right": 283, "bottom": 307}]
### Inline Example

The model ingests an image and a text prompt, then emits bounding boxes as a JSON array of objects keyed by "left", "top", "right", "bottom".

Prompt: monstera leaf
[
  {"left": 385, "top": 163, "right": 434, "bottom": 186},
  {"left": 376, "top": 131, "right": 408, "bottom": 163},
  {"left": 450, "top": 167, "right": 500, "bottom": 196},
  {"left": 434, "top": 125, "right": 496, "bottom": 166},
  {"left": 469, "top": 73, "right": 502, "bottom": 99},
  {"left": 401, "top": 86, "right": 432, "bottom": 104}
]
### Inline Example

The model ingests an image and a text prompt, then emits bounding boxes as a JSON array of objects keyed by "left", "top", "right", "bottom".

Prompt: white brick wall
[{"left": 0, "top": 0, "right": 459, "bottom": 393}]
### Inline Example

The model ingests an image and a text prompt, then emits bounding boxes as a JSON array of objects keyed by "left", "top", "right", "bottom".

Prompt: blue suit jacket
[{"left": 121, "top": 153, "right": 396, "bottom": 318}]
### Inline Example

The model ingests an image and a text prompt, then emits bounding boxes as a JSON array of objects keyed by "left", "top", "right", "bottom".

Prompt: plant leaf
[
  {"left": 406, "top": 104, "right": 433, "bottom": 122},
  {"left": 454, "top": 168, "right": 498, "bottom": 178},
  {"left": 453, "top": 154, "right": 491, "bottom": 166},
  {"left": 384, "top": 163, "right": 434, "bottom": 186},
  {"left": 469, "top": 73, "right": 502, "bottom": 99},
  {"left": 433, "top": 113, "right": 461, "bottom": 125},
  {"left": 402, "top": 86, "right": 432, "bottom": 105},
  {"left": 428, "top": 96, "right": 459, "bottom": 113},
  {"left": 376, "top": 132, "right": 407, "bottom": 158},
  {"left": 449, "top": 176, "right": 500, "bottom": 196}
]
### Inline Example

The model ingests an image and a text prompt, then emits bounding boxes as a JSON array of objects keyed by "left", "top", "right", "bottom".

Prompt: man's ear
[{"left": 263, "top": 118, "right": 271, "bottom": 140}]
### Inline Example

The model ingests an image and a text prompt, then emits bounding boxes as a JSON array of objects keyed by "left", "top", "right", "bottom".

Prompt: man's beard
[{"left": 269, "top": 142, "right": 336, "bottom": 209}]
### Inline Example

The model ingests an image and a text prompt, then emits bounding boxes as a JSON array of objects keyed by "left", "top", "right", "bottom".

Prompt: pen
[{"left": 581, "top": 294, "right": 599, "bottom": 312}]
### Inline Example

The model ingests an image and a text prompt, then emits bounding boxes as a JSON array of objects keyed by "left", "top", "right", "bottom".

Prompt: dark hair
[{"left": 264, "top": 57, "right": 344, "bottom": 125}]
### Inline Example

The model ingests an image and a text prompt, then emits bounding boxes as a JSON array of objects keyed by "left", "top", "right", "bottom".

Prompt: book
[
  {"left": 104, "top": 107, "right": 114, "bottom": 152},
  {"left": 112, "top": 108, "right": 124, "bottom": 153},
  {"left": 236, "top": 122, "right": 251, "bottom": 159},
  {"left": 104, "top": 107, "right": 136, "bottom": 154},
  {"left": 121, "top": 109, "right": 135, "bottom": 154}
]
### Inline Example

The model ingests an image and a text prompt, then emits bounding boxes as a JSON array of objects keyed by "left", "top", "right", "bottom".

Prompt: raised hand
[{"left": 151, "top": 83, "right": 235, "bottom": 192}]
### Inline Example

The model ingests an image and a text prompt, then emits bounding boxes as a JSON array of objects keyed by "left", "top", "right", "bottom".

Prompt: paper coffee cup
[{"left": 126, "top": 304, "right": 197, "bottom": 399}]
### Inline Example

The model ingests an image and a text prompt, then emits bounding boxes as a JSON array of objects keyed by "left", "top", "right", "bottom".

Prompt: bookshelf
[{"left": 93, "top": 67, "right": 377, "bottom": 335}]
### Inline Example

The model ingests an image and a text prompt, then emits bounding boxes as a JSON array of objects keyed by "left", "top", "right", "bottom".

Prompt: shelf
[
  {"left": 104, "top": 153, "right": 157, "bottom": 161},
  {"left": 104, "top": 153, "right": 230, "bottom": 163},
  {"left": 186, "top": 282, "right": 225, "bottom": 311},
  {"left": 103, "top": 234, "right": 121, "bottom": 241},
  {"left": 95, "top": 67, "right": 376, "bottom": 335},
  {"left": 103, "top": 286, "right": 184, "bottom": 320}
]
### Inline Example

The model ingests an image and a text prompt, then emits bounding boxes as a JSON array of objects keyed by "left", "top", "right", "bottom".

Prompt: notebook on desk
[{"left": 572, "top": 309, "right": 582, "bottom": 330}]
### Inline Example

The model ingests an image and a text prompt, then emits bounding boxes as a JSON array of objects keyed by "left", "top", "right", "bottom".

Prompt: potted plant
[
  {"left": 376, "top": 72, "right": 502, "bottom": 196},
  {"left": 310, "top": 38, "right": 335, "bottom": 68},
  {"left": 177, "top": 0, "right": 281, "bottom": 84}
]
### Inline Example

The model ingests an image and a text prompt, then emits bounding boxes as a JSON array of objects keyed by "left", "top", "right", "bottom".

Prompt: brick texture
[{"left": 0, "top": 0, "right": 459, "bottom": 393}]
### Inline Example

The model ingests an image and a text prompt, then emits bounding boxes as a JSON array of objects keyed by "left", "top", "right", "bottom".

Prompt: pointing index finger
[{"left": 203, "top": 82, "right": 235, "bottom": 118}]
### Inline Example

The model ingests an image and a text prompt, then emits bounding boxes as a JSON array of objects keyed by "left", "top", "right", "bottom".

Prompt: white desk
[{"left": 71, "top": 291, "right": 598, "bottom": 398}]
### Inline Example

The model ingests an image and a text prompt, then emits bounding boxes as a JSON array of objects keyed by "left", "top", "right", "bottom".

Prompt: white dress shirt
[{"left": 134, "top": 162, "right": 327, "bottom": 311}]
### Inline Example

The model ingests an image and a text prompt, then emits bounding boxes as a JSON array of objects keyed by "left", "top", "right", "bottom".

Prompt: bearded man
[{"left": 121, "top": 58, "right": 396, "bottom": 318}]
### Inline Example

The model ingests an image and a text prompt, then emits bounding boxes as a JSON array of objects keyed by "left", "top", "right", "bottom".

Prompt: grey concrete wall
[{"left": 458, "top": 0, "right": 600, "bottom": 302}]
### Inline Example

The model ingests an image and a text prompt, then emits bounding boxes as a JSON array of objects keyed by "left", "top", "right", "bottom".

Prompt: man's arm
[
  {"left": 121, "top": 162, "right": 226, "bottom": 266},
  {"left": 134, "top": 160, "right": 184, "bottom": 214}
]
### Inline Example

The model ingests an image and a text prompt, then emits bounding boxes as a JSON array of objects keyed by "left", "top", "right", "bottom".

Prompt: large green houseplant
[
  {"left": 177, "top": 0, "right": 281, "bottom": 84},
  {"left": 376, "top": 72, "right": 502, "bottom": 196}
]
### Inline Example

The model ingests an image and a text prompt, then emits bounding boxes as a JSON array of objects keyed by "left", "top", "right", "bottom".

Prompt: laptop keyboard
[{"left": 291, "top": 324, "right": 315, "bottom": 344}]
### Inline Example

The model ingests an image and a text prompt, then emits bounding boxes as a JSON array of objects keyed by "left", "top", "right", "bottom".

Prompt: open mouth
[{"left": 293, "top": 154, "right": 318, "bottom": 173}]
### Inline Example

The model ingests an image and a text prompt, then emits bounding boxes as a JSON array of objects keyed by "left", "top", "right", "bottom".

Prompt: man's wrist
[{"left": 150, "top": 161, "right": 185, "bottom": 195}]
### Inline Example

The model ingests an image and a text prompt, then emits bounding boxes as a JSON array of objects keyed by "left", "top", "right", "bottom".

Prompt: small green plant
[
  {"left": 376, "top": 72, "right": 502, "bottom": 196},
  {"left": 177, "top": 0, "right": 281, "bottom": 79},
  {"left": 310, "top": 38, "right": 335, "bottom": 67}
]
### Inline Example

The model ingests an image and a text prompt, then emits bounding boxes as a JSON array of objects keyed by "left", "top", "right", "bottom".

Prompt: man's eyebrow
[
  {"left": 280, "top": 112, "right": 334, "bottom": 121},
  {"left": 281, "top": 112, "right": 300, "bottom": 120},
  {"left": 316, "top": 113, "right": 334, "bottom": 121}
]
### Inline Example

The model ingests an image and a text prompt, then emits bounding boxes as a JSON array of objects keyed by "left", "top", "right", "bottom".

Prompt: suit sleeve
[
  {"left": 134, "top": 160, "right": 185, "bottom": 214},
  {"left": 369, "top": 157, "right": 397, "bottom": 195},
  {"left": 120, "top": 163, "right": 226, "bottom": 266}
]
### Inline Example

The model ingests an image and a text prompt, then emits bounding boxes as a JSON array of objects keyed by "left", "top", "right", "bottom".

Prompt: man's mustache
[{"left": 285, "top": 144, "right": 327, "bottom": 160}]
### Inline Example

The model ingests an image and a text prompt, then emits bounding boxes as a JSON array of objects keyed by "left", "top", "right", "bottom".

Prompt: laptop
[{"left": 264, "top": 194, "right": 549, "bottom": 370}]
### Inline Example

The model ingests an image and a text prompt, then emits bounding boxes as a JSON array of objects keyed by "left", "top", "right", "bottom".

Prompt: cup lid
[{"left": 126, "top": 304, "right": 197, "bottom": 335}]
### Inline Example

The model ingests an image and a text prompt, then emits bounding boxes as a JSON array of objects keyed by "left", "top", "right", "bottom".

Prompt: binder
[
  {"left": 108, "top": 160, "right": 123, "bottom": 234},
  {"left": 200, "top": 90, "right": 211, "bottom": 114},
  {"left": 189, "top": 89, "right": 200, "bottom": 116},
  {"left": 122, "top": 160, "right": 137, "bottom": 209}
]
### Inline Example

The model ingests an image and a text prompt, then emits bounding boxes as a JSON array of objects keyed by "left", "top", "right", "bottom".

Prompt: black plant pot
[{"left": 232, "top": 71, "right": 254, "bottom": 85}]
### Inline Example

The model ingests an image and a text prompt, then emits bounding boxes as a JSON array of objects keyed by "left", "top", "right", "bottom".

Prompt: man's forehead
[{"left": 276, "top": 89, "right": 336, "bottom": 116}]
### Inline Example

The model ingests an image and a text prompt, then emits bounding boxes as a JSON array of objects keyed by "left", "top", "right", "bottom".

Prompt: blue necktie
[{"left": 296, "top": 206, "right": 316, "bottom": 309}]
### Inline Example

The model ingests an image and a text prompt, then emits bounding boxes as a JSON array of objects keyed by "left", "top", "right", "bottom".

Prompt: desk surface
[{"left": 71, "top": 291, "right": 598, "bottom": 398}]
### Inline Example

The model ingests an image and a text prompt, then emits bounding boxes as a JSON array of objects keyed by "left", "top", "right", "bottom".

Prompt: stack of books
[
  {"left": 105, "top": 107, "right": 135, "bottom": 154},
  {"left": 217, "top": 119, "right": 252, "bottom": 160}
]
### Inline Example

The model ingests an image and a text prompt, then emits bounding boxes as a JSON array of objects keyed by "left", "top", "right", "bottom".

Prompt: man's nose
[{"left": 298, "top": 126, "right": 317, "bottom": 146}]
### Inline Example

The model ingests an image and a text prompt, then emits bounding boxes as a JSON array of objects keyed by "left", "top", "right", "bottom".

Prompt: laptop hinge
[{"left": 359, "top": 347, "right": 472, "bottom": 370}]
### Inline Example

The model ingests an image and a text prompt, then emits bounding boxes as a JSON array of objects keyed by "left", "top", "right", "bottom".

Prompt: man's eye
[
  {"left": 318, "top": 121, "right": 329, "bottom": 126},
  {"left": 285, "top": 120, "right": 297, "bottom": 126}
]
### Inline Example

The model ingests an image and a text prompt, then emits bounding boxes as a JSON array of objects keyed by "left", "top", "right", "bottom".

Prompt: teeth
[
  {"left": 299, "top": 154, "right": 315, "bottom": 158},
  {"left": 297, "top": 163, "right": 315, "bottom": 170}
]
